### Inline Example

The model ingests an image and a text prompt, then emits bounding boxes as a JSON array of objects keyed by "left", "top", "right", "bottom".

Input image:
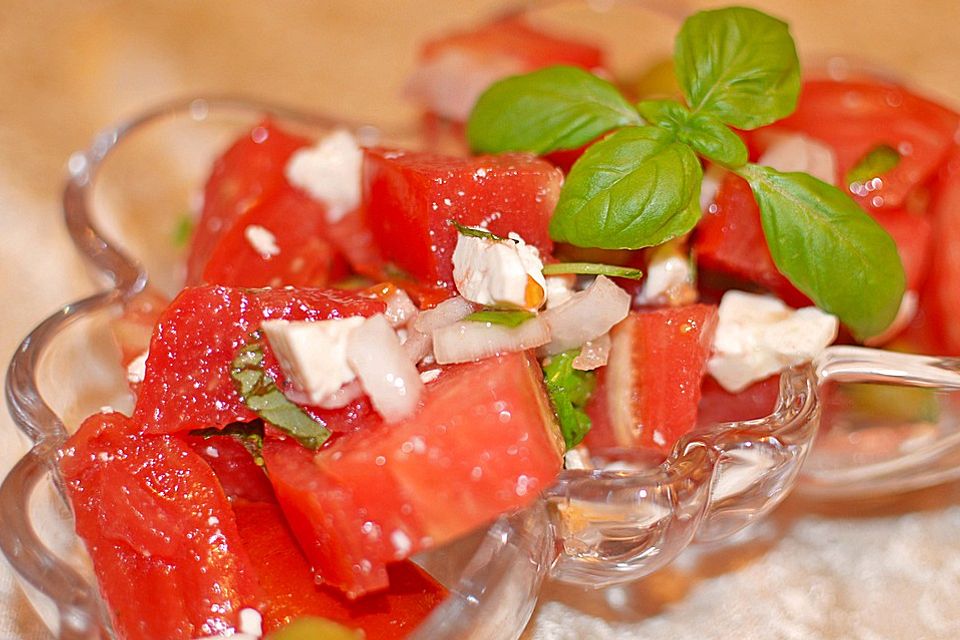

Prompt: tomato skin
[
  {"left": 233, "top": 500, "right": 446, "bottom": 637},
  {"left": 776, "top": 79, "right": 960, "bottom": 210},
  {"left": 264, "top": 352, "right": 563, "bottom": 598},
  {"left": 188, "top": 122, "right": 311, "bottom": 284},
  {"left": 363, "top": 148, "right": 561, "bottom": 289},
  {"left": 185, "top": 434, "right": 276, "bottom": 503},
  {"left": 696, "top": 375, "right": 781, "bottom": 428},
  {"left": 586, "top": 305, "right": 718, "bottom": 453},
  {"left": 201, "top": 182, "right": 349, "bottom": 289},
  {"left": 59, "top": 412, "right": 262, "bottom": 640},
  {"left": 134, "top": 285, "right": 384, "bottom": 435}
]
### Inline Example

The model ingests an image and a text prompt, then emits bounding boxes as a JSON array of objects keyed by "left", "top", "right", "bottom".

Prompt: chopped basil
[
  {"left": 846, "top": 144, "right": 901, "bottom": 187},
  {"left": 464, "top": 309, "right": 536, "bottom": 327},
  {"left": 172, "top": 213, "right": 195, "bottom": 248},
  {"left": 230, "top": 338, "right": 331, "bottom": 450},
  {"left": 542, "top": 262, "right": 643, "bottom": 280},
  {"left": 190, "top": 422, "right": 265, "bottom": 466},
  {"left": 542, "top": 350, "right": 596, "bottom": 450},
  {"left": 450, "top": 220, "right": 505, "bottom": 241}
]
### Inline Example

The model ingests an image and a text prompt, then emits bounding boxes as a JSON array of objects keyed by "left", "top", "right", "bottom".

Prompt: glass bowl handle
[{"left": 815, "top": 345, "right": 960, "bottom": 389}]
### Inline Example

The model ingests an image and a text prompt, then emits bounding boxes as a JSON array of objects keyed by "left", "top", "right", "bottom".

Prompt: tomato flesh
[
  {"left": 586, "top": 305, "right": 719, "bottom": 453},
  {"left": 233, "top": 500, "right": 446, "bottom": 636},
  {"left": 134, "top": 285, "right": 384, "bottom": 434},
  {"left": 188, "top": 122, "right": 311, "bottom": 284},
  {"left": 59, "top": 412, "right": 262, "bottom": 640},
  {"left": 264, "top": 352, "right": 563, "bottom": 597},
  {"left": 697, "top": 375, "right": 781, "bottom": 427},
  {"left": 363, "top": 148, "right": 561, "bottom": 289},
  {"left": 777, "top": 79, "right": 959, "bottom": 210}
]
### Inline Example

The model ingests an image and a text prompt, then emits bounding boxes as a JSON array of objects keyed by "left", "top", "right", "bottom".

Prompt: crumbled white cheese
[
  {"left": 391, "top": 529, "right": 413, "bottom": 558},
  {"left": 758, "top": 132, "right": 838, "bottom": 185},
  {"left": 261, "top": 316, "right": 365, "bottom": 405},
  {"left": 418, "top": 368, "right": 441, "bottom": 384},
  {"left": 708, "top": 290, "right": 839, "bottom": 393},
  {"left": 452, "top": 229, "right": 546, "bottom": 310},
  {"left": 244, "top": 224, "right": 280, "bottom": 258},
  {"left": 238, "top": 608, "right": 262, "bottom": 637},
  {"left": 126, "top": 350, "right": 148, "bottom": 384},
  {"left": 636, "top": 241, "right": 694, "bottom": 306},
  {"left": 285, "top": 129, "right": 363, "bottom": 223},
  {"left": 544, "top": 275, "right": 575, "bottom": 309}
]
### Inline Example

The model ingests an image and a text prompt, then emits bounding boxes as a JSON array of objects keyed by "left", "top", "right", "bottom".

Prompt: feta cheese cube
[
  {"left": 452, "top": 230, "right": 546, "bottom": 310},
  {"left": 758, "top": 132, "right": 837, "bottom": 185},
  {"left": 708, "top": 290, "right": 839, "bottom": 393},
  {"left": 244, "top": 224, "right": 280, "bottom": 258},
  {"left": 636, "top": 241, "right": 695, "bottom": 306},
  {"left": 261, "top": 316, "right": 365, "bottom": 405},
  {"left": 285, "top": 129, "right": 363, "bottom": 223},
  {"left": 544, "top": 275, "right": 575, "bottom": 309}
]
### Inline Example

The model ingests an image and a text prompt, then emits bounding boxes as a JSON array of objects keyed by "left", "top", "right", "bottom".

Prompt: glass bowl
[{"left": 5, "top": 6, "right": 960, "bottom": 640}]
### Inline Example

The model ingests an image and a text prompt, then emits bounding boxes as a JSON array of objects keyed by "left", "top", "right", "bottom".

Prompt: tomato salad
[{"left": 59, "top": 6, "right": 959, "bottom": 640}]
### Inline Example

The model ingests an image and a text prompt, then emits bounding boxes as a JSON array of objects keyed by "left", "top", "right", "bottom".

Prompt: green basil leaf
[
  {"left": 738, "top": 164, "right": 906, "bottom": 339},
  {"left": 677, "top": 113, "right": 749, "bottom": 167},
  {"left": 845, "top": 144, "right": 901, "bottom": 186},
  {"left": 464, "top": 309, "right": 536, "bottom": 327},
  {"left": 231, "top": 340, "right": 331, "bottom": 450},
  {"left": 549, "top": 126, "right": 702, "bottom": 249},
  {"left": 172, "top": 213, "right": 194, "bottom": 248},
  {"left": 636, "top": 99, "right": 690, "bottom": 132},
  {"left": 675, "top": 7, "right": 801, "bottom": 129},
  {"left": 451, "top": 220, "right": 505, "bottom": 241},
  {"left": 542, "top": 350, "right": 596, "bottom": 450},
  {"left": 190, "top": 422, "right": 265, "bottom": 466},
  {"left": 467, "top": 65, "right": 642, "bottom": 154},
  {"left": 542, "top": 262, "right": 643, "bottom": 280}
]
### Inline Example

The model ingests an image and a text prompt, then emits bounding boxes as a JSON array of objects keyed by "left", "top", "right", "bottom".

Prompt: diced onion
[
  {"left": 541, "top": 276, "right": 631, "bottom": 355},
  {"left": 315, "top": 380, "right": 364, "bottom": 409},
  {"left": 402, "top": 327, "right": 433, "bottom": 364},
  {"left": 573, "top": 334, "right": 611, "bottom": 371},
  {"left": 413, "top": 296, "right": 476, "bottom": 333},
  {"left": 384, "top": 289, "right": 417, "bottom": 327},
  {"left": 433, "top": 315, "right": 551, "bottom": 364},
  {"left": 346, "top": 314, "right": 424, "bottom": 422}
]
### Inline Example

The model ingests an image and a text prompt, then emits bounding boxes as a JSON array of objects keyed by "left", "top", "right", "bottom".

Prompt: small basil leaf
[
  {"left": 675, "top": 7, "right": 801, "bottom": 129},
  {"left": 636, "top": 99, "right": 690, "bottom": 132},
  {"left": 464, "top": 309, "right": 536, "bottom": 328},
  {"left": 845, "top": 144, "right": 901, "bottom": 187},
  {"left": 543, "top": 350, "right": 596, "bottom": 450},
  {"left": 550, "top": 126, "right": 702, "bottom": 249},
  {"left": 467, "top": 65, "right": 642, "bottom": 154},
  {"left": 231, "top": 340, "right": 331, "bottom": 450},
  {"left": 677, "top": 113, "right": 749, "bottom": 167},
  {"left": 542, "top": 262, "right": 643, "bottom": 280},
  {"left": 451, "top": 220, "right": 505, "bottom": 241},
  {"left": 738, "top": 164, "right": 906, "bottom": 339}
]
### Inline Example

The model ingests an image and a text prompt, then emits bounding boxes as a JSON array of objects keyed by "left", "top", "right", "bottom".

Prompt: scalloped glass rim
[{"left": 4, "top": 92, "right": 960, "bottom": 639}]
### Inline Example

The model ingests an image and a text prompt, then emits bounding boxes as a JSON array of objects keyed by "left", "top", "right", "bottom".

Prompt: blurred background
[{"left": 0, "top": 1, "right": 958, "bottom": 638}]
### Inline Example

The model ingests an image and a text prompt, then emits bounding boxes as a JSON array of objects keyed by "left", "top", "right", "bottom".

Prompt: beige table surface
[{"left": 1, "top": 1, "right": 959, "bottom": 638}]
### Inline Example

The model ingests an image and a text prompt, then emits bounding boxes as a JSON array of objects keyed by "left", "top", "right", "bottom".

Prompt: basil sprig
[
  {"left": 542, "top": 350, "right": 596, "bottom": 450},
  {"left": 467, "top": 6, "right": 905, "bottom": 339},
  {"left": 231, "top": 338, "right": 331, "bottom": 450}
]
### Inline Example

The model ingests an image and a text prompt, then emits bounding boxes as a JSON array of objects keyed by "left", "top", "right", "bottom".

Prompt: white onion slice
[
  {"left": 433, "top": 315, "right": 551, "bottom": 364},
  {"left": 346, "top": 314, "right": 424, "bottom": 422},
  {"left": 402, "top": 327, "right": 433, "bottom": 364},
  {"left": 541, "top": 276, "right": 631, "bottom": 355},
  {"left": 413, "top": 296, "right": 476, "bottom": 333},
  {"left": 573, "top": 334, "right": 611, "bottom": 371},
  {"left": 384, "top": 289, "right": 417, "bottom": 328}
]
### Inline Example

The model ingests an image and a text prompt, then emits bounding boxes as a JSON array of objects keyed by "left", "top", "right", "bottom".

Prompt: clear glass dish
[{"left": 5, "top": 7, "right": 960, "bottom": 640}]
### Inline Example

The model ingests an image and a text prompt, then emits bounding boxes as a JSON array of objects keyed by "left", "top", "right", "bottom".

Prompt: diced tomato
[
  {"left": 134, "top": 285, "right": 384, "bottom": 434},
  {"left": 776, "top": 79, "right": 960, "bottom": 210},
  {"left": 545, "top": 142, "right": 591, "bottom": 173},
  {"left": 917, "top": 145, "right": 960, "bottom": 354},
  {"left": 112, "top": 287, "right": 169, "bottom": 367},
  {"left": 59, "top": 412, "right": 262, "bottom": 640},
  {"left": 264, "top": 352, "right": 563, "bottom": 597},
  {"left": 201, "top": 182, "right": 349, "bottom": 288},
  {"left": 185, "top": 433, "right": 276, "bottom": 503},
  {"left": 693, "top": 173, "right": 811, "bottom": 307},
  {"left": 697, "top": 375, "right": 781, "bottom": 427},
  {"left": 187, "top": 122, "right": 311, "bottom": 284},
  {"left": 586, "top": 305, "right": 718, "bottom": 453},
  {"left": 232, "top": 500, "right": 446, "bottom": 636},
  {"left": 363, "top": 148, "right": 561, "bottom": 289},
  {"left": 409, "top": 17, "right": 604, "bottom": 122}
]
